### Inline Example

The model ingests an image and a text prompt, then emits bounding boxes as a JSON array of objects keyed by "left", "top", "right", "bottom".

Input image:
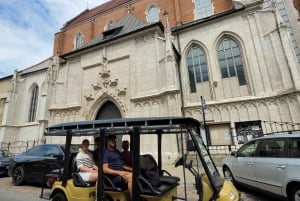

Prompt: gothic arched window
[
  {"left": 217, "top": 37, "right": 246, "bottom": 85},
  {"left": 28, "top": 85, "right": 39, "bottom": 122},
  {"left": 147, "top": 4, "right": 159, "bottom": 23},
  {"left": 187, "top": 45, "right": 209, "bottom": 93}
]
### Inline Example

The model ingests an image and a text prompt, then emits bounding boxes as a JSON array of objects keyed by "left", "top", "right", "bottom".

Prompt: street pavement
[
  {"left": 0, "top": 175, "right": 284, "bottom": 201},
  {"left": 0, "top": 176, "right": 44, "bottom": 201}
]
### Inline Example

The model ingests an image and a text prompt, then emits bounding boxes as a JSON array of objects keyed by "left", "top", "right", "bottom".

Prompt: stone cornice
[
  {"left": 131, "top": 89, "right": 179, "bottom": 102},
  {"left": 48, "top": 105, "right": 81, "bottom": 111},
  {"left": 184, "top": 91, "right": 300, "bottom": 109}
]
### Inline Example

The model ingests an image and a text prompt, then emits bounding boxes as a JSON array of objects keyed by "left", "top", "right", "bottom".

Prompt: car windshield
[{"left": 190, "top": 128, "right": 224, "bottom": 191}]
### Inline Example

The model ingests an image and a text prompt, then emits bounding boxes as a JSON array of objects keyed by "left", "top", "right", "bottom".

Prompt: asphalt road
[
  {"left": 0, "top": 175, "right": 284, "bottom": 201},
  {"left": 0, "top": 176, "right": 44, "bottom": 201}
]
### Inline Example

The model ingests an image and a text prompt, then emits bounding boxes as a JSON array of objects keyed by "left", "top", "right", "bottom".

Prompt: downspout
[
  {"left": 176, "top": 33, "right": 185, "bottom": 117},
  {"left": 170, "top": 0, "right": 185, "bottom": 117}
]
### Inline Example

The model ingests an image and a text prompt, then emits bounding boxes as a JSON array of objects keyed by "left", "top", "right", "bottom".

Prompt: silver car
[{"left": 222, "top": 133, "right": 300, "bottom": 201}]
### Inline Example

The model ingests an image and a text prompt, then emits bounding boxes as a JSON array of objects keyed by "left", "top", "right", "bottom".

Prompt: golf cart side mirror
[
  {"left": 174, "top": 154, "right": 188, "bottom": 167},
  {"left": 187, "top": 139, "right": 196, "bottom": 151},
  {"left": 230, "top": 151, "right": 236, "bottom": 156},
  {"left": 175, "top": 157, "right": 183, "bottom": 167}
]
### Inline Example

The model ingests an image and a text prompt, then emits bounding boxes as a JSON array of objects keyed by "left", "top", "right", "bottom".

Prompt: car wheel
[
  {"left": 12, "top": 166, "right": 25, "bottom": 186},
  {"left": 52, "top": 192, "right": 67, "bottom": 201},
  {"left": 223, "top": 166, "right": 235, "bottom": 183},
  {"left": 290, "top": 184, "right": 300, "bottom": 201}
]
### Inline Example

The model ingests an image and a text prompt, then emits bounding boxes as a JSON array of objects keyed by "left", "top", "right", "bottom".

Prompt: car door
[
  {"left": 23, "top": 145, "right": 63, "bottom": 183},
  {"left": 232, "top": 140, "right": 258, "bottom": 186},
  {"left": 23, "top": 145, "right": 51, "bottom": 183},
  {"left": 43, "top": 145, "right": 65, "bottom": 175},
  {"left": 254, "top": 138, "right": 287, "bottom": 195}
]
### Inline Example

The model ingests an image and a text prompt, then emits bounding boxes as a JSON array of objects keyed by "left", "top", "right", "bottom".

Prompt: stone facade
[{"left": 1, "top": 0, "right": 300, "bottom": 160}]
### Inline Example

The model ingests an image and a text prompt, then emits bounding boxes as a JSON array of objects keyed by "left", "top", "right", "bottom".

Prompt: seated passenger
[
  {"left": 121, "top": 140, "right": 132, "bottom": 168},
  {"left": 76, "top": 139, "right": 98, "bottom": 182},
  {"left": 103, "top": 135, "right": 132, "bottom": 198}
]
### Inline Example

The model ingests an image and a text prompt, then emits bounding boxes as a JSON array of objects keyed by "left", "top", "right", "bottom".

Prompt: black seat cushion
[
  {"left": 103, "top": 175, "right": 127, "bottom": 191},
  {"left": 139, "top": 154, "right": 180, "bottom": 196},
  {"left": 72, "top": 172, "right": 95, "bottom": 187}
]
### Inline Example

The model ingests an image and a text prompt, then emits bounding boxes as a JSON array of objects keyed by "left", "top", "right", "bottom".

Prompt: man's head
[
  {"left": 106, "top": 135, "right": 116, "bottom": 149},
  {"left": 81, "top": 139, "right": 90, "bottom": 152},
  {"left": 122, "top": 140, "right": 129, "bottom": 151},
  {"left": 94, "top": 137, "right": 100, "bottom": 148}
]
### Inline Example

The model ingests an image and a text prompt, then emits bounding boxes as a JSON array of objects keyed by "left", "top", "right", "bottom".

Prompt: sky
[{"left": 0, "top": 0, "right": 109, "bottom": 78}]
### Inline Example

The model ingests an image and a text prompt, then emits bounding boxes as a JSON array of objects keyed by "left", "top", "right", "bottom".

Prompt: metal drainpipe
[
  {"left": 171, "top": 0, "right": 185, "bottom": 117},
  {"left": 175, "top": 31, "right": 185, "bottom": 117}
]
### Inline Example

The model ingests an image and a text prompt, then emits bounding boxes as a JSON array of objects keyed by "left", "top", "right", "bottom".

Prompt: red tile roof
[{"left": 64, "top": 0, "right": 131, "bottom": 28}]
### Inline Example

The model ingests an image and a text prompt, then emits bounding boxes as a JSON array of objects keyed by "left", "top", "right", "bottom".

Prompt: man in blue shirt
[{"left": 103, "top": 135, "right": 132, "bottom": 198}]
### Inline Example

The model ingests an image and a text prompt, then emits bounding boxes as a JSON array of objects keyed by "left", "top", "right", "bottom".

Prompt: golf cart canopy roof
[{"left": 45, "top": 117, "right": 201, "bottom": 136}]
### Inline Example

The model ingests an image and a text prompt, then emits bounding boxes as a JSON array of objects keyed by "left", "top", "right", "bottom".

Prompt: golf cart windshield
[{"left": 190, "top": 128, "right": 224, "bottom": 193}]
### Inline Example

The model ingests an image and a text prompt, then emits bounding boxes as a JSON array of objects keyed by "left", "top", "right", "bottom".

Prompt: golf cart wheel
[
  {"left": 290, "top": 184, "right": 300, "bottom": 201},
  {"left": 52, "top": 192, "right": 67, "bottom": 201},
  {"left": 223, "top": 166, "right": 234, "bottom": 183},
  {"left": 12, "top": 166, "right": 25, "bottom": 186},
  {"left": 103, "top": 195, "right": 114, "bottom": 201}
]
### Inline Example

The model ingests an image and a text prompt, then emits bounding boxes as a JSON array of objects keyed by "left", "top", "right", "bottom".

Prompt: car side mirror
[{"left": 230, "top": 151, "right": 236, "bottom": 156}]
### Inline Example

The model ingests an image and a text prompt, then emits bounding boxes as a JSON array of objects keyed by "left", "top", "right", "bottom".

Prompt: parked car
[
  {"left": 222, "top": 132, "right": 300, "bottom": 201},
  {"left": 8, "top": 144, "right": 68, "bottom": 186},
  {"left": 0, "top": 149, "right": 14, "bottom": 176}
]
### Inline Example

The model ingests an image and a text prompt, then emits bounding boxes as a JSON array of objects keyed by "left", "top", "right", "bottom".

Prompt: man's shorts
[
  {"left": 111, "top": 176, "right": 127, "bottom": 188},
  {"left": 79, "top": 172, "right": 91, "bottom": 181}
]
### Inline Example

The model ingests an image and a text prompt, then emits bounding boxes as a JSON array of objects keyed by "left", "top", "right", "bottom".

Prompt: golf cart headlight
[{"left": 229, "top": 191, "right": 237, "bottom": 200}]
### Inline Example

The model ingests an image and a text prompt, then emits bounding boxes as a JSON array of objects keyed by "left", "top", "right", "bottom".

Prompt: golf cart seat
[
  {"left": 103, "top": 175, "right": 127, "bottom": 192},
  {"left": 138, "top": 154, "right": 180, "bottom": 196},
  {"left": 72, "top": 172, "right": 96, "bottom": 187}
]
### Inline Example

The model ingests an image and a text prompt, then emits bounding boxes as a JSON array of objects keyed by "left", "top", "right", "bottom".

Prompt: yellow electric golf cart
[{"left": 40, "top": 117, "right": 240, "bottom": 201}]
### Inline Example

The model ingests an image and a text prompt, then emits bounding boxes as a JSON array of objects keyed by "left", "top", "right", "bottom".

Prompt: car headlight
[{"left": 229, "top": 191, "right": 237, "bottom": 201}]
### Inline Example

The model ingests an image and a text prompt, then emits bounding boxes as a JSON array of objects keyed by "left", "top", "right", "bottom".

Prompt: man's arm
[
  {"left": 78, "top": 166, "right": 97, "bottom": 173},
  {"left": 103, "top": 163, "right": 122, "bottom": 175},
  {"left": 76, "top": 153, "right": 97, "bottom": 173},
  {"left": 123, "top": 165, "right": 132, "bottom": 172}
]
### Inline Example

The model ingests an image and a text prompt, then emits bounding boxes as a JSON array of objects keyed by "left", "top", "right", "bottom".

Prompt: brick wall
[
  {"left": 53, "top": 0, "right": 234, "bottom": 56},
  {"left": 293, "top": 0, "right": 300, "bottom": 20}
]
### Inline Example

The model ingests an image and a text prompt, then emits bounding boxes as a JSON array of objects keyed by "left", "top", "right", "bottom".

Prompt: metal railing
[{"left": 0, "top": 139, "right": 46, "bottom": 154}]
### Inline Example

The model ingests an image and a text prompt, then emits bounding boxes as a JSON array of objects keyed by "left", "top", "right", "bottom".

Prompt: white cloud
[{"left": 0, "top": 0, "right": 109, "bottom": 78}]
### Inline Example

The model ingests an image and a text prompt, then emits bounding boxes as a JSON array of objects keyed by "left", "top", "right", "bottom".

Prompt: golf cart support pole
[
  {"left": 132, "top": 126, "right": 140, "bottom": 201},
  {"left": 97, "top": 129, "right": 106, "bottom": 201},
  {"left": 62, "top": 129, "right": 72, "bottom": 187},
  {"left": 157, "top": 130, "right": 162, "bottom": 172}
]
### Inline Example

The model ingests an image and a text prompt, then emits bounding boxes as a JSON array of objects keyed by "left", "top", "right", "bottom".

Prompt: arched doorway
[
  {"left": 95, "top": 101, "right": 122, "bottom": 149},
  {"left": 95, "top": 101, "right": 122, "bottom": 120}
]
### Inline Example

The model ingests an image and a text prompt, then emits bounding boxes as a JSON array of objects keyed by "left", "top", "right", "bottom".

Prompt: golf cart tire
[
  {"left": 52, "top": 192, "right": 67, "bottom": 201},
  {"left": 12, "top": 166, "right": 25, "bottom": 186}
]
